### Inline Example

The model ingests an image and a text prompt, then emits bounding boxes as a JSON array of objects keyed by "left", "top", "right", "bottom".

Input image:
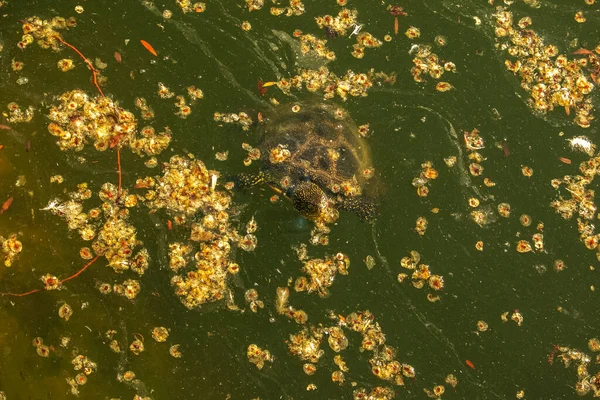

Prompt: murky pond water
[{"left": 1, "top": 0, "right": 599, "bottom": 399}]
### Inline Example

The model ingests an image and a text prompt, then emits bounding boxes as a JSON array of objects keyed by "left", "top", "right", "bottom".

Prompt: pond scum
[{"left": 0, "top": 1, "right": 600, "bottom": 399}]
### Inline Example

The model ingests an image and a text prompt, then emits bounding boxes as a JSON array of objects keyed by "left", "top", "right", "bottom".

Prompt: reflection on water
[
  {"left": 291, "top": 216, "right": 311, "bottom": 233},
  {"left": 1, "top": 0, "right": 600, "bottom": 399}
]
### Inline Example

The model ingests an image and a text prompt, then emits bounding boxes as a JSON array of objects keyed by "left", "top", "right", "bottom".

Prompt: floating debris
[
  {"left": 412, "top": 161, "right": 438, "bottom": 198},
  {"left": 410, "top": 44, "right": 457, "bottom": 85},
  {"left": 550, "top": 343, "right": 600, "bottom": 396},
  {"left": 495, "top": 10, "right": 595, "bottom": 128},
  {"left": 5, "top": 102, "right": 34, "bottom": 123},
  {"left": 271, "top": 67, "right": 395, "bottom": 101},
  {"left": 58, "top": 303, "right": 73, "bottom": 321},
  {"left": 1, "top": 234, "right": 23, "bottom": 267},
  {"left": 365, "top": 255, "right": 376, "bottom": 270},
  {"left": 297, "top": 33, "right": 336, "bottom": 61},
  {"left": 244, "top": 289, "right": 264, "bottom": 313},
  {"left": 398, "top": 251, "right": 444, "bottom": 297},
  {"left": 294, "top": 253, "right": 350, "bottom": 298},
  {"left": 214, "top": 111, "right": 253, "bottom": 131},
  {"left": 19, "top": 15, "right": 76, "bottom": 51},
  {"left": 247, "top": 344, "right": 274, "bottom": 369},
  {"left": 568, "top": 136, "right": 596, "bottom": 156},
  {"left": 269, "top": 0, "right": 304, "bottom": 16},
  {"left": 315, "top": 8, "right": 358, "bottom": 36},
  {"left": 47, "top": 90, "right": 137, "bottom": 152}
]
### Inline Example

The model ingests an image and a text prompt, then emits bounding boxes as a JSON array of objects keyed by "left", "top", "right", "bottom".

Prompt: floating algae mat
[{"left": 0, "top": 0, "right": 599, "bottom": 399}]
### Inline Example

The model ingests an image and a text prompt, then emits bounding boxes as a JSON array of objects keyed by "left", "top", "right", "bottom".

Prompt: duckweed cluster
[
  {"left": 274, "top": 67, "right": 396, "bottom": 101},
  {"left": 495, "top": 10, "right": 595, "bottom": 128},
  {"left": 47, "top": 90, "right": 138, "bottom": 152},
  {"left": 141, "top": 155, "right": 257, "bottom": 308},
  {"left": 19, "top": 15, "right": 76, "bottom": 50},
  {"left": 551, "top": 148, "right": 600, "bottom": 259},
  {"left": 5, "top": 102, "right": 34, "bottom": 123},
  {"left": 550, "top": 342, "right": 600, "bottom": 396},
  {"left": 1, "top": 234, "right": 23, "bottom": 267},
  {"left": 294, "top": 252, "right": 350, "bottom": 298}
]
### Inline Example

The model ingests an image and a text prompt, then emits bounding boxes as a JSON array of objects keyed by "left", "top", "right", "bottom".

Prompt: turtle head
[{"left": 289, "top": 181, "right": 328, "bottom": 220}]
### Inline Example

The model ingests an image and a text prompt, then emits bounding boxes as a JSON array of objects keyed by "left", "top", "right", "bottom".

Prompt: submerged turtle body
[{"left": 251, "top": 102, "right": 377, "bottom": 221}]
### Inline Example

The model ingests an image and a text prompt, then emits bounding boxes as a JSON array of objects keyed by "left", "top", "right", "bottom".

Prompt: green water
[{"left": 1, "top": 0, "right": 599, "bottom": 399}]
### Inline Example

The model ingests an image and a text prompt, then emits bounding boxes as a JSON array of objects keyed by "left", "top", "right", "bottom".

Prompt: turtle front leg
[
  {"left": 233, "top": 171, "right": 269, "bottom": 190},
  {"left": 338, "top": 196, "right": 377, "bottom": 221}
]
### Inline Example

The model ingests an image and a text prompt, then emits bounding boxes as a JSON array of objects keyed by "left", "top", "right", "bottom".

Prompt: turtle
[{"left": 237, "top": 102, "right": 377, "bottom": 221}]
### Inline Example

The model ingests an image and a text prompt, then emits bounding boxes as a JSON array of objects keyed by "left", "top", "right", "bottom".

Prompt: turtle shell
[{"left": 258, "top": 102, "right": 374, "bottom": 200}]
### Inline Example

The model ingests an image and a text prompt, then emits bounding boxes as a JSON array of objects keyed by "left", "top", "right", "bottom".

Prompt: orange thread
[
  {"left": 0, "top": 255, "right": 100, "bottom": 297},
  {"left": 60, "top": 255, "right": 100, "bottom": 284},
  {"left": 0, "top": 288, "right": 41, "bottom": 297},
  {"left": 54, "top": 35, "right": 105, "bottom": 97},
  {"left": 54, "top": 37, "right": 123, "bottom": 205}
]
